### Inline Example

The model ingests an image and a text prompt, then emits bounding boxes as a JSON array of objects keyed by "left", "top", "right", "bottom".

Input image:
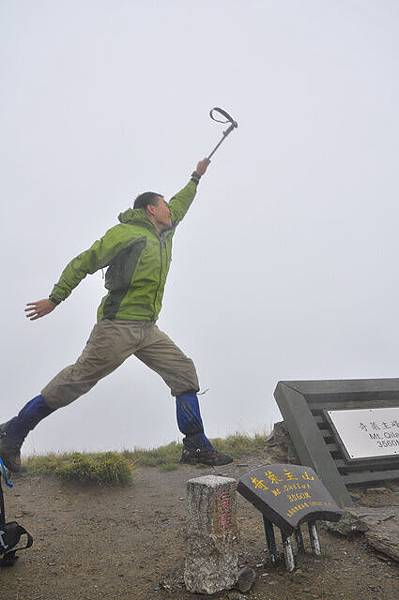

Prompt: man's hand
[
  {"left": 195, "top": 158, "right": 211, "bottom": 177},
  {"left": 25, "top": 299, "right": 56, "bottom": 321}
]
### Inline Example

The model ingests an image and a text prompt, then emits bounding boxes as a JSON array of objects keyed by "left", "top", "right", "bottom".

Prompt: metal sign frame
[{"left": 274, "top": 378, "right": 399, "bottom": 508}]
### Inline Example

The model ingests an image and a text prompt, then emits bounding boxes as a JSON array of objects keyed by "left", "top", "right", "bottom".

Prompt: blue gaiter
[
  {"left": 5, "top": 395, "right": 55, "bottom": 444},
  {"left": 176, "top": 391, "right": 213, "bottom": 450}
]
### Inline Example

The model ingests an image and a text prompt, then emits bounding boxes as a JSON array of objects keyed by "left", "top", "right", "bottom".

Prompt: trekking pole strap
[
  {"left": 0, "top": 522, "right": 34, "bottom": 561},
  {"left": 209, "top": 107, "right": 238, "bottom": 127},
  {"left": 207, "top": 107, "right": 238, "bottom": 160}
]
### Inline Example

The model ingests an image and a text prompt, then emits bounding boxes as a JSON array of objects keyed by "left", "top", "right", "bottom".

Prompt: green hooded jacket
[{"left": 49, "top": 179, "right": 198, "bottom": 321}]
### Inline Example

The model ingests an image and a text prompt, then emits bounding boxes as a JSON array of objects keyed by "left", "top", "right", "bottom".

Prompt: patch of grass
[
  {"left": 122, "top": 441, "right": 182, "bottom": 467},
  {"left": 211, "top": 432, "right": 269, "bottom": 458},
  {"left": 122, "top": 432, "right": 269, "bottom": 468},
  {"left": 159, "top": 462, "right": 179, "bottom": 472},
  {"left": 23, "top": 432, "right": 269, "bottom": 484},
  {"left": 24, "top": 451, "right": 134, "bottom": 486}
]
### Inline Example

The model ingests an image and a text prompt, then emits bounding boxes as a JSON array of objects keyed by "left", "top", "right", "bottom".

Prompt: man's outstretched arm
[
  {"left": 169, "top": 158, "right": 210, "bottom": 226},
  {"left": 25, "top": 224, "right": 139, "bottom": 321}
]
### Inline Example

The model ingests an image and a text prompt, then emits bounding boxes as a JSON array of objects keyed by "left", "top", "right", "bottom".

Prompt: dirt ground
[{"left": 1, "top": 454, "right": 398, "bottom": 600}]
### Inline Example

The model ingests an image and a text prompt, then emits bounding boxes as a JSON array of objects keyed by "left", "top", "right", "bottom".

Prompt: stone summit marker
[
  {"left": 237, "top": 463, "right": 343, "bottom": 571},
  {"left": 184, "top": 475, "right": 238, "bottom": 594}
]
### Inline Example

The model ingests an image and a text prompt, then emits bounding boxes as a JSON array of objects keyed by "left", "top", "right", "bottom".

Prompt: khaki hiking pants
[{"left": 41, "top": 320, "right": 199, "bottom": 410}]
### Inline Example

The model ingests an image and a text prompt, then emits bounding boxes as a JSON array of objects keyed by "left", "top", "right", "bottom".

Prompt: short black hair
[{"left": 133, "top": 192, "right": 163, "bottom": 209}]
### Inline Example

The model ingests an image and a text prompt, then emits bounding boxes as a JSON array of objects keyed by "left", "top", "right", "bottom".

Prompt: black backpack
[{"left": 0, "top": 458, "right": 33, "bottom": 567}]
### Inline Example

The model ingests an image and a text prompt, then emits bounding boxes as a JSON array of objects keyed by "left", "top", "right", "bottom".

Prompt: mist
[{"left": 1, "top": 0, "right": 398, "bottom": 455}]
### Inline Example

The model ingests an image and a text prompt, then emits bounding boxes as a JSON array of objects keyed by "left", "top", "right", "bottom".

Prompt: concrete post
[{"left": 184, "top": 475, "right": 238, "bottom": 594}]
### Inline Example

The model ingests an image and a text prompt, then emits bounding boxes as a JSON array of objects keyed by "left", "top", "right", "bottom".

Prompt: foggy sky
[{"left": 1, "top": 0, "right": 399, "bottom": 455}]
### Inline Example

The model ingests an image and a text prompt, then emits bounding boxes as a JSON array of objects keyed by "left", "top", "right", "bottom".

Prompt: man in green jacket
[{"left": 0, "top": 158, "right": 233, "bottom": 472}]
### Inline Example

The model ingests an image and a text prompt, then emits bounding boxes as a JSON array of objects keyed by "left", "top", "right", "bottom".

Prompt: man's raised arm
[{"left": 169, "top": 158, "right": 210, "bottom": 226}]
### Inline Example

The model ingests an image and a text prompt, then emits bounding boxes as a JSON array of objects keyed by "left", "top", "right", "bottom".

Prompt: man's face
[{"left": 147, "top": 196, "right": 172, "bottom": 231}]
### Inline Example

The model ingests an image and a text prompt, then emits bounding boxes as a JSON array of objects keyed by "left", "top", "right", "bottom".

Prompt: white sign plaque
[{"left": 326, "top": 407, "right": 399, "bottom": 460}]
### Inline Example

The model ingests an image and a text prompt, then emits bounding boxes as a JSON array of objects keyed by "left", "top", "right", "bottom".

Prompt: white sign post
[{"left": 326, "top": 407, "right": 399, "bottom": 461}]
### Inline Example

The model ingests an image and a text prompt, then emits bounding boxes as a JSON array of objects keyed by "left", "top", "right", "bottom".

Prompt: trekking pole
[
  {"left": 207, "top": 107, "right": 238, "bottom": 160},
  {"left": 0, "top": 458, "right": 13, "bottom": 527},
  {"left": 0, "top": 458, "right": 33, "bottom": 567},
  {"left": 0, "top": 459, "right": 13, "bottom": 558}
]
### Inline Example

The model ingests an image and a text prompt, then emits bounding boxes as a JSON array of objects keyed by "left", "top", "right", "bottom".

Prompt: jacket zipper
[{"left": 152, "top": 235, "right": 164, "bottom": 319}]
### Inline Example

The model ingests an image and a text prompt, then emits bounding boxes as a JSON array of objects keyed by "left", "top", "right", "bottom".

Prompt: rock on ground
[
  {"left": 366, "top": 518, "right": 399, "bottom": 562},
  {"left": 326, "top": 505, "right": 399, "bottom": 562}
]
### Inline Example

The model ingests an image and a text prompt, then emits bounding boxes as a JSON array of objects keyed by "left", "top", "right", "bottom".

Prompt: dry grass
[{"left": 24, "top": 432, "right": 269, "bottom": 485}]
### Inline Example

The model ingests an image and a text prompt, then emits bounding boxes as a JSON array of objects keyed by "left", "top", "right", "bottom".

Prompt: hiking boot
[
  {"left": 180, "top": 446, "right": 233, "bottom": 467},
  {"left": 0, "top": 422, "right": 22, "bottom": 473}
]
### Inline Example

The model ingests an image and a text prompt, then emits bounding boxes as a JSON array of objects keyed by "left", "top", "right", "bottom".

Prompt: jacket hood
[{"left": 118, "top": 207, "right": 150, "bottom": 226}]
